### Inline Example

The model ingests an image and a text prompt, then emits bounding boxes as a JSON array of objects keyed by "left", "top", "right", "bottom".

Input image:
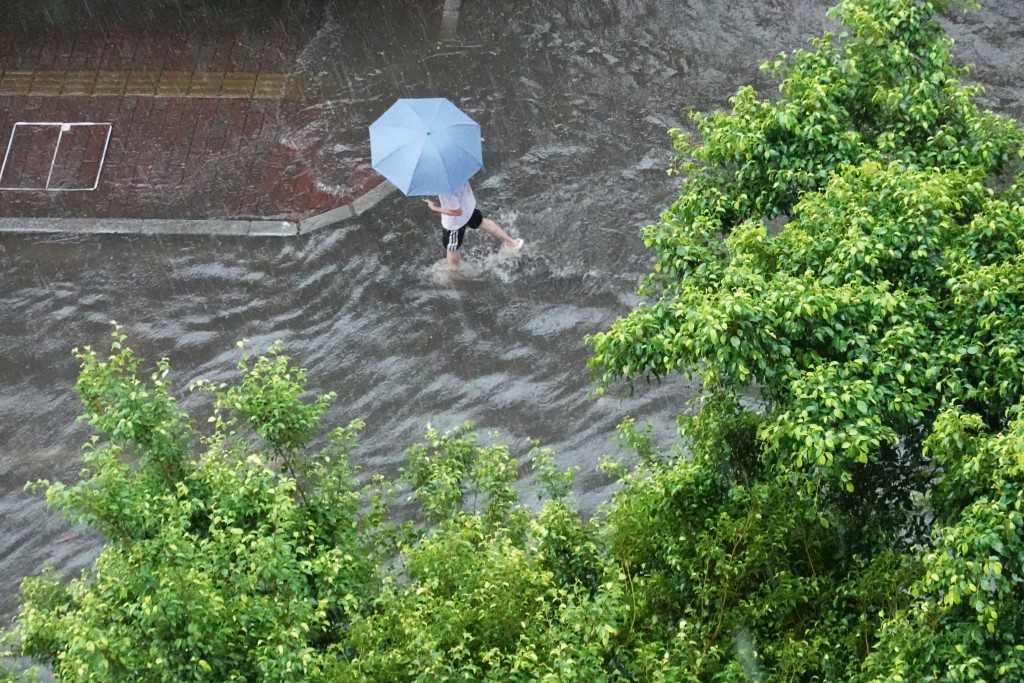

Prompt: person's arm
[{"left": 424, "top": 198, "right": 462, "bottom": 217}]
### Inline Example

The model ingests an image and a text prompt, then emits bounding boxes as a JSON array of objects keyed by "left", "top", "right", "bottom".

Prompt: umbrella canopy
[{"left": 369, "top": 98, "right": 483, "bottom": 196}]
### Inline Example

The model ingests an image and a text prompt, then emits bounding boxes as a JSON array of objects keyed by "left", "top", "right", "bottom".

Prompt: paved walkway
[{"left": 0, "top": 1, "right": 388, "bottom": 235}]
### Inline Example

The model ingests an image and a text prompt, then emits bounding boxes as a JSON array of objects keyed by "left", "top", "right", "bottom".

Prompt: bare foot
[{"left": 503, "top": 238, "right": 524, "bottom": 251}]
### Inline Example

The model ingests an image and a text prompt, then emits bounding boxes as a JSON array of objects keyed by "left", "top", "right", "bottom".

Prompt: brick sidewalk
[{"left": 0, "top": 2, "right": 381, "bottom": 223}]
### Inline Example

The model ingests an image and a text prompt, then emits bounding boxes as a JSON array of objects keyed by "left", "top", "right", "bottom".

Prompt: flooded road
[{"left": 1, "top": 0, "right": 1021, "bottom": 627}]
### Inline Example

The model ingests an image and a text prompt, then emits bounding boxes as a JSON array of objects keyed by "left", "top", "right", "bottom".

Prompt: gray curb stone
[
  {"left": 0, "top": 180, "right": 397, "bottom": 237},
  {"left": 0, "top": 217, "right": 138, "bottom": 234},
  {"left": 351, "top": 180, "right": 397, "bottom": 216},
  {"left": 299, "top": 180, "right": 397, "bottom": 234},
  {"left": 137, "top": 220, "right": 255, "bottom": 236},
  {"left": 299, "top": 204, "right": 354, "bottom": 234},
  {"left": 247, "top": 221, "right": 299, "bottom": 237}
]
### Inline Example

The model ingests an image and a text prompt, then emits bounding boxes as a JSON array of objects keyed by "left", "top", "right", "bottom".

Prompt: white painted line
[
  {"left": 43, "top": 123, "right": 66, "bottom": 190},
  {"left": 90, "top": 124, "right": 113, "bottom": 191},
  {"left": 0, "top": 126, "right": 18, "bottom": 189},
  {"left": 0, "top": 122, "right": 113, "bottom": 191}
]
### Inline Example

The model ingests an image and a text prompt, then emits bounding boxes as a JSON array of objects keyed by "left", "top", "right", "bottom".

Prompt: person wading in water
[{"left": 424, "top": 180, "right": 523, "bottom": 267}]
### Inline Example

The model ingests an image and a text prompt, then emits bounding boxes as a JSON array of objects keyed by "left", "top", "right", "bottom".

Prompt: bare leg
[
  {"left": 479, "top": 218, "right": 522, "bottom": 249},
  {"left": 446, "top": 249, "right": 462, "bottom": 267}
]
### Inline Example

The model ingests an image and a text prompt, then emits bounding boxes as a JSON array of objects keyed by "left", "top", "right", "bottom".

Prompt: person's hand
[{"left": 424, "top": 199, "right": 438, "bottom": 211}]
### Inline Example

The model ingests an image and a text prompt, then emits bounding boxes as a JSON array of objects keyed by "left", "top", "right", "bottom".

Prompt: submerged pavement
[{"left": 0, "top": 0, "right": 390, "bottom": 235}]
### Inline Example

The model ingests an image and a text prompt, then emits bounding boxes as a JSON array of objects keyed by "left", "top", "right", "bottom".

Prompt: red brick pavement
[{"left": 0, "top": 8, "right": 382, "bottom": 222}]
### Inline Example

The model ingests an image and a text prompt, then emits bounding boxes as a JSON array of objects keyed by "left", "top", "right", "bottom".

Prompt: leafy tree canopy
[
  {"left": 586, "top": 0, "right": 1024, "bottom": 679},
  {"left": 2, "top": 329, "right": 614, "bottom": 682}
]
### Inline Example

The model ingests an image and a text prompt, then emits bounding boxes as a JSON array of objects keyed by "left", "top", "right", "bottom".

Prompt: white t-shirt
[{"left": 438, "top": 182, "right": 477, "bottom": 231}]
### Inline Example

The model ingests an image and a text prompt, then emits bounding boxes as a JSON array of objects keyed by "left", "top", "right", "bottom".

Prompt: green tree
[
  {"left": 588, "top": 0, "right": 1024, "bottom": 680},
  {"left": 3, "top": 328, "right": 381, "bottom": 681},
  {"left": 2, "top": 332, "right": 615, "bottom": 683},
  {"left": 322, "top": 428, "right": 622, "bottom": 683}
]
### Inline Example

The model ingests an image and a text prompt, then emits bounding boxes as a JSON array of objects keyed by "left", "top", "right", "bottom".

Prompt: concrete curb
[
  {"left": 0, "top": 180, "right": 398, "bottom": 237},
  {"left": 0, "top": 217, "right": 297, "bottom": 236},
  {"left": 299, "top": 179, "right": 397, "bottom": 234}
]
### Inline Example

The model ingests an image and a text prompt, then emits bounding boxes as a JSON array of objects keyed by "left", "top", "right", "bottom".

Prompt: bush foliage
[
  {"left": 586, "top": 0, "right": 1024, "bottom": 679},
  {"left": 4, "top": 0, "right": 1024, "bottom": 680}
]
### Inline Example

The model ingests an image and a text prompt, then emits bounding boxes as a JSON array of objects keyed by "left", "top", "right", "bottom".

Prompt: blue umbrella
[{"left": 369, "top": 98, "right": 483, "bottom": 196}]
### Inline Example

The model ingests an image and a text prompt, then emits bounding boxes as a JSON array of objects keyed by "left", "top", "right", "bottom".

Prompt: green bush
[{"left": 587, "top": 0, "right": 1024, "bottom": 680}]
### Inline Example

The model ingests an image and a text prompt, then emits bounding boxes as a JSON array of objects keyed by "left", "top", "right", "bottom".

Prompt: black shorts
[{"left": 440, "top": 208, "right": 483, "bottom": 252}]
